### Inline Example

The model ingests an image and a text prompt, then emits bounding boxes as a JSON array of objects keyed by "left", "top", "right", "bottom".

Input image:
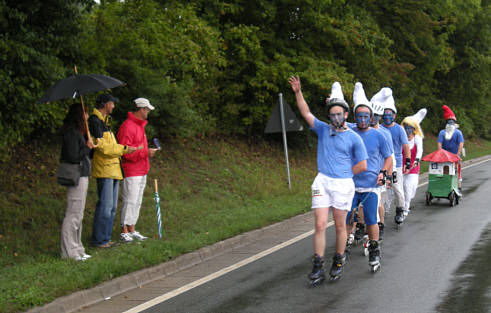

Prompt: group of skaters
[
  {"left": 60, "top": 95, "right": 158, "bottom": 261},
  {"left": 289, "top": 76, "right": 464, "bottom": 284}
]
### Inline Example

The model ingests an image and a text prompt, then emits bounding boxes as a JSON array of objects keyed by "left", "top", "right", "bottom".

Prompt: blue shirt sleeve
[
  {"left": 312, "top": 117, "right": 326, "bottom": 136},
  {"left": 457, "top": 130, "right": 464, "bottom": 143},
  {"left": 380, "top": 132, "right": 392, "bottom": 159}
]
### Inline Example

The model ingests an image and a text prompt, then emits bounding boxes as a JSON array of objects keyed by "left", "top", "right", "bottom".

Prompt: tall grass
[{"left": 0, "top": 134, "right": 489, "bottom": 312}]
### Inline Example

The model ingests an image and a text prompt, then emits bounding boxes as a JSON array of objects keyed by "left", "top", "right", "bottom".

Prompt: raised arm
[{"left": 289, "top": 76, "right": 315, "bottom": 128}]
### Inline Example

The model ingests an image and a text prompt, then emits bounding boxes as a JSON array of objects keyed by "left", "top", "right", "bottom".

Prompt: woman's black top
[{"left": 60, "top": 128, "right": 91, "bottom": 177}]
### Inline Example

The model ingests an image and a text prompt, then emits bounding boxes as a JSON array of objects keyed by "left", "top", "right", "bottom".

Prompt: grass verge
[{"left": 0, "top": 134, "right": 489, "bottom": 312}]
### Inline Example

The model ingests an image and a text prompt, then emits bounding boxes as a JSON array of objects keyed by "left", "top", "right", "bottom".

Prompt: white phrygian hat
[
  {"left": 326, "top": 81, "right": 349, "bottom": 112},
  {"left": 370, "top": 87, "right": 396, "bottom": 114},
  {"left": 352, "top": 82, "right": 372, "bottom": 115}
]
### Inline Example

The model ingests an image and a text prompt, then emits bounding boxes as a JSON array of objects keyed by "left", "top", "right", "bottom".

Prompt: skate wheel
[
  {"left": 449, "top": 191, "right": 456, "bottom": 207},
  {"left": 426, "top": 192, "right": 432, "bottom": 206},
  {"left": 329, "top": 275, "right": 340, "bottom": 281},
  {"left": 309, "top": 275, "right": 325, "bottom": 287}
]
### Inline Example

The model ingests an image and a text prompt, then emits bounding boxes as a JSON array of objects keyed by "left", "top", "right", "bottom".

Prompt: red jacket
[{"left": 117, "top": 112, "right": 149, "bottom": 177}]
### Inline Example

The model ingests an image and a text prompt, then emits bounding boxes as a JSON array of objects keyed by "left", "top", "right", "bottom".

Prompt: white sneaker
[
  {"left": 75, "top": 254, "right": 91, "bottom": 261},
  {"left": 81, "top": 254, "right": 91, "bottom": 260},
  {"left": 130, "top": 231, "right": 148, "bottom": 241},
  {"left": 120, "top": 232, "right": 134, "bottom": 242}
]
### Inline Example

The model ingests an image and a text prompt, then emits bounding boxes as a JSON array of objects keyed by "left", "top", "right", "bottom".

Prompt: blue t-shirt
[
  {"left": 312, "top": 118, "right": 368, "bottom": 178},
  {"left": 352, "top": 127, "right": 392, "bottom": 188},
  {"left": 377, "top": 126, "right": 394, "bottom": 154},
  {"left": 382, "top": 123, "right": 408, "bottom": 167},
  {"left": 438, "top": 129, "right": 464, "bottom": 155}
]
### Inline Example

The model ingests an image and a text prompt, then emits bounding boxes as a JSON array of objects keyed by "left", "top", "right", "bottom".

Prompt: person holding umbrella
[
  {"left": 60, "top": 102, "right": 96, "bottom": 261},
  {"left": 89, "top": 93, "right": 139, "bottom": 248},
  {"left": 117, "top": 98, "right": 158, "bottom": 242}
]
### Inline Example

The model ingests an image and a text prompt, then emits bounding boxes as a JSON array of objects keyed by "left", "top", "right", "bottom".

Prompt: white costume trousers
[
  {"left": 121, "top": 175, "right": 147, "bottom": 226},
  {"left": 403, "top": 173, "right": 419, "bottom": 210}
]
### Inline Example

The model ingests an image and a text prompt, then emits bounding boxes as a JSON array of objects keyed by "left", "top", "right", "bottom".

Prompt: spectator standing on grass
[
  {"left": 89, "top": 93, "right": 139, "bottom": 248},
  {"left": 290, "top": 76, "right": 367, "bottom": 283},
  {"left": 60, "top": 102, "right": 96, "bottom": 261},
  {"left": 117, "top": 98, "right": 158, "bottom": 242}
]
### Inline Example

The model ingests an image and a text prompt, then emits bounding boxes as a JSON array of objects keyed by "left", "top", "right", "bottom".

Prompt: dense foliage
[{"left": 1, "top": 0, "right": 490, "bottom": 159}]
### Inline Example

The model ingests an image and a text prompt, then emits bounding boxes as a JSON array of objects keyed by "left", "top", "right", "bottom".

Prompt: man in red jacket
[{"left": 117, "top": 98, "right": 158, "bottom": 242}]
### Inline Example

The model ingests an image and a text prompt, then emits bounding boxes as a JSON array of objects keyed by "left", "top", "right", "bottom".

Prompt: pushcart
[{"left": 421, "top": 149, "right": 462, "bottom": 207}]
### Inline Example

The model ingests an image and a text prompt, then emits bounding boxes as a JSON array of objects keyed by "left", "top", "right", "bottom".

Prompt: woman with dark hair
[{"left": 60, "top": 102, "right": 95, "bottom": 261}]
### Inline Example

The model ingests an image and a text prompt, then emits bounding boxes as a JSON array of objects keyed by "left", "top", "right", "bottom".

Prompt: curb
[
  {"left": 27, "top": 211, "right": 315, "bottom": 313},
  {"left": 26, "top": 154, "right": 491, "bottom": 313}
]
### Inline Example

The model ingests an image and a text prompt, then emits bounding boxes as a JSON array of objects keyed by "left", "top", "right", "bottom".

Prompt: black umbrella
[{"left": 38, "top": 73, "right": 125, "bottom": 104}]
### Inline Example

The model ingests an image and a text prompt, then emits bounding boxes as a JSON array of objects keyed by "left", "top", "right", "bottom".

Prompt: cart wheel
[
  {"left": 449, "top": 191, "right": 456, "bottom": 207},
  {"left": 426, "top": 192, "right": 432, "bottom": 206}
]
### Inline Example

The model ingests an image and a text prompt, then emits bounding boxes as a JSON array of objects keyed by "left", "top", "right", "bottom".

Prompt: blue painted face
[
  {"left": 383, "top": 111, "right": 394, "bottom": 125},
  {"left": 329, "top": 112, "right": 345, "bottom": 129},
  {"left": 404, "top": 126, "right": 414, "bottom": 136},
  {"left": 446, "top": 119, "right": 456, "bottom": 126},
  {"left": 370, "top": 114, "right": 381, "bottom": 126},
  {"left": 355, "top": 112, "right": 371, "bottom": 129}
]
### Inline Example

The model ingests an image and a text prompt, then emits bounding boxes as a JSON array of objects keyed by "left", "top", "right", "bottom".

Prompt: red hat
[{"left": 442, "top": 105, "right": 456, "bottom": 121}]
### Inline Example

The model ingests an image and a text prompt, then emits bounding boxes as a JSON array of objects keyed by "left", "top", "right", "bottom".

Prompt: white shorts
[{"left": 311, "top": 173, "right": 355, "bottom": 211}]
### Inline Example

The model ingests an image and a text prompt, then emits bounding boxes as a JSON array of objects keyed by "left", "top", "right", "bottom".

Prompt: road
[{"left": 139, "top": 159, "right": 491, "bottom": 313}]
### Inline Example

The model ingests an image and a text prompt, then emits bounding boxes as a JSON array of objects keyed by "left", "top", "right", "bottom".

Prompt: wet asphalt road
[{"left": 143, "top": 160, "right": 491, "bottom": 313}]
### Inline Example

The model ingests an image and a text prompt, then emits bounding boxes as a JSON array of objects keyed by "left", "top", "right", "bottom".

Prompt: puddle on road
[{"left": 436, "top": 222, "right": 491, "bottom": 313}]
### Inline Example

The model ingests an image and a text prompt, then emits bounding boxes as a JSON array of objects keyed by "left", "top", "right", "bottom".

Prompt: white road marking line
[
  {"left": 123, "top": 222, "right": 332, "bottom": 313},
  {"left": 125, "top": 157, "right": 491, "bottom": 312}
]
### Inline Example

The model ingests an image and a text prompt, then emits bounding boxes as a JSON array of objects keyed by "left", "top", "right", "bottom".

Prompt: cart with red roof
[{"left": 421, "top": 149, "right": 462, "bottom": 206}]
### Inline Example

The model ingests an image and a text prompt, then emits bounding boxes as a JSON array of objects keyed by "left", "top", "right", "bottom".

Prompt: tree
[{"left": 0, "top": 0, "right": 93, "bottom": 158}]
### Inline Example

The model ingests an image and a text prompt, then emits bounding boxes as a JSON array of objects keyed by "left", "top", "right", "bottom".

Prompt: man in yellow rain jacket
[{"left": 89, "top": 94, "right": 138, "bottom": 248}]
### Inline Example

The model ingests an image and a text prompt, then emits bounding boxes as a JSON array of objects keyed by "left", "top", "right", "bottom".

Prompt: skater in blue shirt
[
  {"left": 380, "top": 88, "right": 411, "bottom": 224},
  {"left": 289, "top": 76, "right": 367, "bottom": 284},
  {"left": 345, "top": 82, "right": 392, "bottom": 273},
  {"left": 369, "top": 88, "right": 396, "bottom": 240}
]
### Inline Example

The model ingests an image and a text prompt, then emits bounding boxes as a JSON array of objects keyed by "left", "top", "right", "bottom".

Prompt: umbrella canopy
[
  {"left": 422, "top": 149, "right": 461, "bottom": 163},
  {"left": 38, "top": 74, "right": 124, "bottom": 103}
]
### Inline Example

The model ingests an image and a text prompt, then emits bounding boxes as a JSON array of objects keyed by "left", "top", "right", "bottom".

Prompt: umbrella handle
[
  {"left": 73, "top": 65, "right": 92, "bottom": 139},
  {"left": 154, "top": 179, "right": 158, "bottom": 193}
]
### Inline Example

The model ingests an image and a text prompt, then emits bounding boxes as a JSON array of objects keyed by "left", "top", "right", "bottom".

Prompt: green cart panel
[{"left": 427, "top": 174, "right": 459, "bottom": 198}]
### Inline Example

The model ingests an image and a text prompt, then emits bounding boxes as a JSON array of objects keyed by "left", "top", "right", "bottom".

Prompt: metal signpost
[{"left": 265, "top": 93, "right": 303, "bottom": 189}]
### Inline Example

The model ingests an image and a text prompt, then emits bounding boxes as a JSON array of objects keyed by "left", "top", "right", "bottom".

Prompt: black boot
[
  {"left": 308, "top": 254, "right": 325, "bottom": 285},
  {"left": 395, "top": 207, "right": 404, "bottom": 224},
  {"left": 378, "top": 222, "right": 385, "bottom": 241},
  {"left": 329, "top": 253, "right": 346, "bottom": 280},
  {"left": 368, "top": 240, "right": 381, "bottom": 272},
  {"left": 354, "top": 223, "right": 365, "bottom": 241}
]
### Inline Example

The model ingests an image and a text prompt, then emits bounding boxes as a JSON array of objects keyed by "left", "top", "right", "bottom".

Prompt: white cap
[
  {"left": 370, "top": 87, "right": 395, "bottom": 114},
  {"left": 352, "top": 82, "right": 372, "bottom": 115},
  {"left": 134, "top": 98, "right": 154, "bottom": 110}
]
